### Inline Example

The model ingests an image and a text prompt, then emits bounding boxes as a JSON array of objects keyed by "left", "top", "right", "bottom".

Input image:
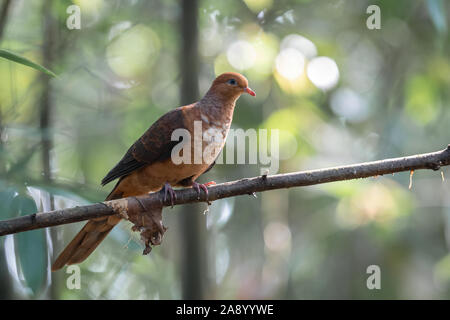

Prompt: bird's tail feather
[
  {"left": 51, "top": 215, "right": 121, "bottom": 271},
  {"left": 51, "top": 187, "right": 124, "bottom": 271}
]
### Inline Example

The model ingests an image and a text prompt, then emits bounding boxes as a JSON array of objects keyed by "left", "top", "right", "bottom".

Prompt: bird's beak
[{"left": 244, "top": 87, "right": 256, "bottom": 97}]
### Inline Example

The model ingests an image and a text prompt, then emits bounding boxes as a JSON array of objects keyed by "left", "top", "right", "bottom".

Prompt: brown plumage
[{"left": 51, "top": 72, "right": 255, "bottom": 271}]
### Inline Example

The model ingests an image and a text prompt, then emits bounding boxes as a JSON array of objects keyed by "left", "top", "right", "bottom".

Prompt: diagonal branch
[{"left": 0, "top": 145, "right": 449, "bottom": 236}]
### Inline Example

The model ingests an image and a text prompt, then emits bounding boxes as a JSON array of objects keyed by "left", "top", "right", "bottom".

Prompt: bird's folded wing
[{"left": 101, "top": 107, "right": 187, "bottom": 186}]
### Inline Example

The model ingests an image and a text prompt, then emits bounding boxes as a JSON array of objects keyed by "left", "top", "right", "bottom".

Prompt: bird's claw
[
  {"left": 128, "top": 197, "right": 166, "bottom": 256},
  {"left": 161, "top": 182, "right": 176, "bottom": 208},
  {"left": 192, "top": 181, "right": 216, "bottom": 202}
]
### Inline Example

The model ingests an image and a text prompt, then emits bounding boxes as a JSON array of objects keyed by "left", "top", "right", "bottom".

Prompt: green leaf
[
  {"left": 12, "top": 194, "right": 48, "bottom": 296},
  {"left": 0, "top": 49, "right": 57, "bottom": 77}
]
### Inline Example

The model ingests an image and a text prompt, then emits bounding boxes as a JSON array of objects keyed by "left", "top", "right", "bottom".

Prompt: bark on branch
[{"left": 1, "top": 145, "right": 449, "bottom": 236}]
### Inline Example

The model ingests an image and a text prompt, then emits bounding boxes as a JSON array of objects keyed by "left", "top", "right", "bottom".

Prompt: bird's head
[{"left": 208, "top": 72, "right": 255, "bottom": 101}]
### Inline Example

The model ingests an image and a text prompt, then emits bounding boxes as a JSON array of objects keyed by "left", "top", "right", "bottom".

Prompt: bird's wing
[{"left": 101, "top": 107, "right": 187, "bottom": 186}]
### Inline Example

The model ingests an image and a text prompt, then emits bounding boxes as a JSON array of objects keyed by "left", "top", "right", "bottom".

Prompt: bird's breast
[{"left": 199, "top": 120, "right": 230, "bottom": 164}]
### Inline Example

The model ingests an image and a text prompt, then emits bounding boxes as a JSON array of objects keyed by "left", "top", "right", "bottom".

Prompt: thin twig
[{"left": 0, "top": 145, "right": 449, "bottom": 236}]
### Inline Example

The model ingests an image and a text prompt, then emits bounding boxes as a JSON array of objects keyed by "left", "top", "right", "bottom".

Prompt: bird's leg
[
  {"left": 131, "top": 197, "right": 166, "bottom": 235},
  {"left": 192, "top": 181, "right": 216, "bottom": 201},
  {"left": 161, "top": 182, "right": 176, "bottom": 208},
  {"left": 128, "top": 196, "right": 167, "bottom": 255}
]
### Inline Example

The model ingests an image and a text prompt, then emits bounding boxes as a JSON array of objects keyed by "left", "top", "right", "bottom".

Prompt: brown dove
[{"left": 51, "top": 72, "right": 255, "bottom": 271}]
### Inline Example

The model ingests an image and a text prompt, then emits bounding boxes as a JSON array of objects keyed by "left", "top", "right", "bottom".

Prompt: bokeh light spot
[
  {"left": 244, "top": 0, "right": 273, "bottom": 13},
  {"left": 275, "top": 48, "right": 305, "bottom": 80},
  {"left": 307, "top": 56, "right": 339, "bottom": 90},
  {"left": 264, "top": 222, "right": 291, "bottom": 252},
  {"left": 227, "top": 40, "right": 256, "bottom": 71},
  {"left": 73, "top": 0, "right": 103, "bottom": 13},
  {"left": 281, "top": 34, "right": 317, "bottom": 59},
  {"left": 106, "top": 25, "right": 160, "bottom": 78},
  {"left": 330, "top": 88, "right": 369, "bottom": 123}
]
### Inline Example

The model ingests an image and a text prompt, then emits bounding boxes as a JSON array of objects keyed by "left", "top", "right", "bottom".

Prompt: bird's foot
[
  {"left": 192, "top": 181, "right": 216, "bottom": 201},
  {"left": 132, "top": 196, "right": 166, "bottom": 233},
  {"left": 161, "top": 182, "right": 176, "bottom": 208},
  {"left": 128, "top": 197, "right": 167, "bottom": 255}
]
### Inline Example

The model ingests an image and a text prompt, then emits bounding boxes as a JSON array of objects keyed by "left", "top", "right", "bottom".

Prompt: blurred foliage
[
  {"left": 11, "top": 194, "right": 48, "bottom": 295},
  {"left": 0, "top": 0, "right": 449, "bottom": 299}
]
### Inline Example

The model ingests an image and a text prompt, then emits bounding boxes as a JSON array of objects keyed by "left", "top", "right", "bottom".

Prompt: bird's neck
[{"left": 198, "top": 91, "right": 238, "bottom": 124}]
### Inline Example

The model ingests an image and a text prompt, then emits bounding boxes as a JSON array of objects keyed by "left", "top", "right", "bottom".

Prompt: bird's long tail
[{"left": 51, "top": 184, "right": 123, "bottom": 271}]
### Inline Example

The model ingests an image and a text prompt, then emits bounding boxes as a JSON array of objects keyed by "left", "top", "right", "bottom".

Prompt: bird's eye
[{"left": 227, "top": 79, "right": 237, "bottom": 85}]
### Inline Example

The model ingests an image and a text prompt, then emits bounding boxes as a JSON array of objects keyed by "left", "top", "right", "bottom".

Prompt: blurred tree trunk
[
  {"left": 40, "top": 1, "right": 54, "bottom": 185},
  {"left": 40, "top": 0, "right": 56, "bottom": 299},
  {"left": 178, "top": 0, "right": 208, "bottom": 299},
  {"left": 0, "top": 0, "right": 12, "bottom": 42}
]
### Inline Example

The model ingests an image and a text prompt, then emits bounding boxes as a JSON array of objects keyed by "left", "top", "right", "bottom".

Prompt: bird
[{"left": 51, "top": 72, "right": 255, "bottom": 271}]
